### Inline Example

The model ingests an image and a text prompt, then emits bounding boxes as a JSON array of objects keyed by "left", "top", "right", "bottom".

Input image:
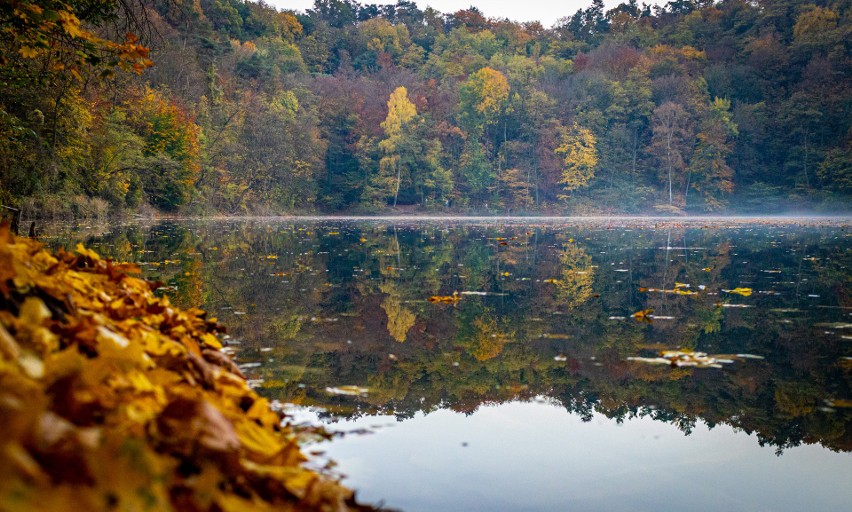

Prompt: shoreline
[{"left": 0, "top": 224, "right": 374, "bottom": 511}]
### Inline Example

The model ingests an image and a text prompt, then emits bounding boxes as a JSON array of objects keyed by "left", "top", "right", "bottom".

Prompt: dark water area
[{"left": 48, "top": 217, "right": 852, "bottom": 511}]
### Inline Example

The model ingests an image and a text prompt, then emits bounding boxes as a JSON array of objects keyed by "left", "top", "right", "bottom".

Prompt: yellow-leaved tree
[
  {"left": 556, "top": 123, "right": 598, "bottom": 199},
  {"left": 381, "top": 86, "right": 417, "bottom": 149},
  {"left": 376, "top": 86, "right": 417, "bottom": 206}
]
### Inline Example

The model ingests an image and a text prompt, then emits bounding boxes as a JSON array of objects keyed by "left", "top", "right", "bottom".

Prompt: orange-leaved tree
[
  {"left": 0, "top": 0, "right": 153, "bottom": 81},
  {"left": 126, "top": 86, "right": 201, "bottom": 211}
]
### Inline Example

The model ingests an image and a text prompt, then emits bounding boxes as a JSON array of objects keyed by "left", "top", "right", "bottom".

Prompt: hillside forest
[{"left": 0, "top": 0, "right": 850, "bottom": 217}]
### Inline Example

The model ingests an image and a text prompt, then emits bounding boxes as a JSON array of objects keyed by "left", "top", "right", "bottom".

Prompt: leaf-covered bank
[{"left": 0, "top": 224, "right": 371, "bottom": 511}]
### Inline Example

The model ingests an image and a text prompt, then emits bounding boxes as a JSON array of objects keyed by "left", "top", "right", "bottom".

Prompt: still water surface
[{"left": 52, "top": 218, "right": 852, "bottom": 511}]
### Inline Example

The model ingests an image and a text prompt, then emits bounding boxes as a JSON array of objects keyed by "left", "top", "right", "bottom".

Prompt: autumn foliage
[
  {"left": 0, "top": 224, "right": 369, "bottom": 511},
  {"left": 0, "top": 0, "right": 153, "bottom": 79},
  {"left": 1, "top": 0, "right": 850, "bottom": 215}
]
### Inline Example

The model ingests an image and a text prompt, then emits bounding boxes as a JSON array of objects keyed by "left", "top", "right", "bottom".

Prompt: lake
[{"left": 49, "top": 217, "right": 852, "bottom": 511}]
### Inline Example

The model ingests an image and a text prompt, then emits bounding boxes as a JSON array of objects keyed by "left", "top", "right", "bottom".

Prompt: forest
[{"left": 0, "top": 0, "right": 850, "bottom": 217}]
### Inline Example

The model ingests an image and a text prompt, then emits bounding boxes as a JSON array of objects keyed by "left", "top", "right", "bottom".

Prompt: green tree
[
  {"left": 86, "top": 108, "right": 146, "bottom": 207},
  {"left": 688, "top": 97, "right": 738, "bottom": 210}
]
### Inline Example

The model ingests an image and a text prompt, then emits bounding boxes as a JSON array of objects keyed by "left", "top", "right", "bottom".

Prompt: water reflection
[
  {"left": 53, "top": 218, "right": 852, "bottom": 507},
  {"left": 290, "top": 402, "right": 852, "bottom": 512}
]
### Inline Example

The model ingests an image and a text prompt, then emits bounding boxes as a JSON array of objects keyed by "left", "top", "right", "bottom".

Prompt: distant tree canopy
[{"left": 1, "top": 0, "right": 850, "bottom": 216}]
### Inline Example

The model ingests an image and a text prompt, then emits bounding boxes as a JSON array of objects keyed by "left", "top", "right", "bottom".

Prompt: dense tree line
[{"left": 1, "top": 0, "right": 850, "bottom": 216}]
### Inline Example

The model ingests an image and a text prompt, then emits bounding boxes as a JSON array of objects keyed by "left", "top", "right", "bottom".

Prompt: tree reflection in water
[{"left": 65, "top": 219, "right": 851, "bottom": 454}]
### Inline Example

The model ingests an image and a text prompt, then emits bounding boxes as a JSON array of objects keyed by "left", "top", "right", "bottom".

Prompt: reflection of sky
[{"left": 296, "top": 401, "right": 852, "bottom": 511}]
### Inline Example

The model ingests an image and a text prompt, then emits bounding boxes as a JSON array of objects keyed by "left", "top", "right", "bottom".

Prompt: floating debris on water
[
  {"left": 428, "top": 292, "right": 461, "bottom": 303},
  {"left": 325, "top": 386, "right": 369, "bottom": 396},
  {"left": 539, "top": 333, "right": 572, "bottom": 339},
  {"left": 628, "top": 350, "right": 753, "bottom": 368},
  {"left": 822, "top": 398, "right": 852, "bottom": 411},
  {"left": 632, "top": 309, "right": 653, "bottom": 323},
  {"left": 722, "top": 288, "right": 753, "bottom": 297},
  {"left": 638, "top": 287, "right": 699, "bottom": 296}
]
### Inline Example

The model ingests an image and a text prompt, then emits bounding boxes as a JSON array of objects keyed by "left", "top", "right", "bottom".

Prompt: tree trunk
[
  {"left": 393, "top": 164, "right": 401, "bottom": 207},
  {"left": 666, "top": 131, "right": 674, "bottom": 205}
]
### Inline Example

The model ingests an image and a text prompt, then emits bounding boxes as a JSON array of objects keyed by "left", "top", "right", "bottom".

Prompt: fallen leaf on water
[
  {"left": 735, "top": 353, "right": 765, "bottom": 360},
  {"left": 723, "top": 287, "right": 753, "bottom": 297},
  {"left": 325, "top": 386, "right": 369, "bottom": 396},
  {"left": 632, "top": 309, "right": 654, "bottom": 323},
  {"left": 626, "top": 356, "right": 671, "bottom": 365},
  {"left": 427, "top": 292, "right": 461, "bottom": 304},
  {"left": 460, "top": 291, "right": 507, "bottom": 297},
  {"left": 638, "top": 287, "right": 699, "bottom": 296},
  {"left": 813, "top": 323, "right": 852, "bottom": 329},
  {"left": 824, "top": 398, "right": 852, "bottom": 408},
  {"left": 628, "top": 349, "right": 743, "bottom": 369}
]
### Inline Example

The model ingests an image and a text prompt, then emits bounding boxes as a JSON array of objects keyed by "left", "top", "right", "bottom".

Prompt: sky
[{"left": 268, "top": 1, "right": 630, "bottom": 28}]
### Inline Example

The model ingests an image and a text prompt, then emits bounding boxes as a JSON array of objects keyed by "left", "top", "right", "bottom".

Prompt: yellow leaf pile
[{"left": 0, "top": 225, "right": 370, "bottom": 512}]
